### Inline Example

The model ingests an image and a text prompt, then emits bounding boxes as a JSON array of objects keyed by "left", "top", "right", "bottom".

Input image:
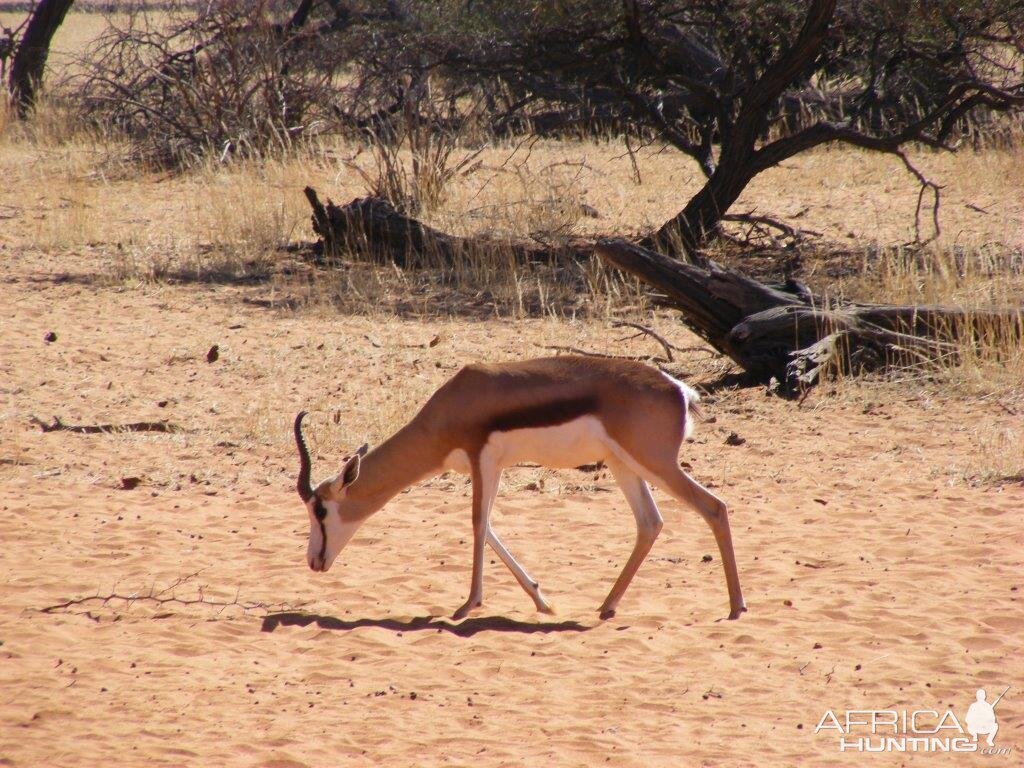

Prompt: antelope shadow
[{"left": 260, "top": 611, "right": 590, "bottom": 638}]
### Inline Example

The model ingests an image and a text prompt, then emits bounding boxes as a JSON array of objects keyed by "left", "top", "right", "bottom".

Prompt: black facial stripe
[
  {"left": 313, "top": 498, "right": 327, "bottom": 521},
  {"left": 317, "top": 518, "right": 328, "bottom": 563},
  {"left": 312, "top": 497, "right": 328, "bottom": 563}
]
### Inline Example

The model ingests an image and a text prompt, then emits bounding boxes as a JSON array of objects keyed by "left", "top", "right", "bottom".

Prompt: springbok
[{"left": 294, "top": 355, "right": 746, "bottom": 621}]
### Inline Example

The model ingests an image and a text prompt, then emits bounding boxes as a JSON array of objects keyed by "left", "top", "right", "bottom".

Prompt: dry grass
[
  {"left": 953, "top": 423, "right": 1024, "bottom": 486},
  {"left": 1, "top": 9, "right": 1022, "bottom": 407},
  {"left": 807, "top": 245, "right": 1024, "bottom": 394},
  {"left": 3, "top": 97, "right": 1022, "bottom": 367},
  {"left": 104, "top": 159, "right": 311, "bottom": 284}
]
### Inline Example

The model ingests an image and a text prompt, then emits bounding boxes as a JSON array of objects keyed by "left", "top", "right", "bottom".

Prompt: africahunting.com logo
[{"left": 816, "top": 687, "right": 1012, "bottom": 755}]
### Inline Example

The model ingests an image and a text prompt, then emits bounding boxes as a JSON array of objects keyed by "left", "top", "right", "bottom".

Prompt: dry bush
[
  {"left": 286, "top": 251, "right": 646, "bottom": 321},
  {"left": 454, "top": 155, "right": 590, "bottom": 241},
  {"left": 0, "top": 93, "right": 113, "bottom": 157},
  {"left": 75, "top": 0, "right": 343, "bottom": 168},
  {"left": 106, "top": 234, "right": 186, "bottom": 284},
  {"left": 31, "top": 178, "right": 102, "bottom": 250},
  {"left": 942, "top": 422, "right": 1024, "bottom": 487},
  {"left": 0, "top": 410, "right": 29, "bottom": 482},
  {"left": 346, "top": 81, "right": 485, "bottom": 216},
  {"left": 190, "top": 159, "right": 307, "bottom": 256},
  {"left": 0, "top": 97, "right": 141, "bottom": 253},
  {"left": 839, "top": 245, "right": 1024, "bottom": 307},
  {"left": 309, "top": 134, "right": 646, "bottom": 318}
]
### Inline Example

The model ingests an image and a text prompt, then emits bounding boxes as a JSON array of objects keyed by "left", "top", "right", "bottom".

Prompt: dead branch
[
  {"left": 537, "top": 344, "right": 652, "bottom": 361},
  {"left": 595, "top": 237, "right": 1023, "bottom": 394},
  {"left": 721, "top": 211, "right": 823, "bottom": 243},
  {"left": 894, "top": 149, "right": 942, "bottom": 245},
  {"left": 40, "top": 571, "right": 303, "bottom": 618},
  {"left": 609, "top": 320, "right": 683, "bottom": 361},
  {"left": 30, "top": 415, "right": 181, "bottom": 434}
]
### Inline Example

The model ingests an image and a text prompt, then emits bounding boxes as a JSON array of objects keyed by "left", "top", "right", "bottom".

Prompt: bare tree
[
  {"left": 436, "top": 0, "right": 1024, "bottom": 254},
  {"left": 7, "top": 0, "right": 75, "bottom": 117}
]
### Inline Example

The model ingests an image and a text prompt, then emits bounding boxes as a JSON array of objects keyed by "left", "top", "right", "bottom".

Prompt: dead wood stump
[
  {"left": 303, "top": 187, "right": 587, "bottom": 266},
  {"left": 594, "top": 237, "right": 1022, "bottom": 392}
]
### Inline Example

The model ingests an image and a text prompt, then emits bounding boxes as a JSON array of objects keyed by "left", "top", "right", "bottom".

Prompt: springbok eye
[{"left": 313, "top": 499, "right": 327, "bottom": 521}]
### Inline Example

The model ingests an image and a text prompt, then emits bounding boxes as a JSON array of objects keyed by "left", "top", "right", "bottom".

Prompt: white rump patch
[{"left": 660, "top": 371, "right": 702, "bottom": 440}]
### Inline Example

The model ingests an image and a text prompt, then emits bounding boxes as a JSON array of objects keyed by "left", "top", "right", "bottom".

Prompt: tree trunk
[
  {"left": 641, "top": 0, "right": 838, "bottom": 256},
  {"left": 305, "top": 188, "right": 466, "bottom": 267},
  {"left": 8, "top": 0, "right": 75, "bottom": 117},
  {"left": 643, "top": 162, "right": 755, "bottom": 254},
  {"left": 595, "top": 238, "right": 1022, "bottom": 393}
]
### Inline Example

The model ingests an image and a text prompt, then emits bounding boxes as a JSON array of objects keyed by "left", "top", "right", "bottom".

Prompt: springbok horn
[{"left": 294, "top": 411, "right": 314, "bottom": 502}]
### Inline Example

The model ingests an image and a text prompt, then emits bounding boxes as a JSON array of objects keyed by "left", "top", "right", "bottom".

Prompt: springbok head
[{"left": 294, "top": 412, "right": 368, "bottom": 572}]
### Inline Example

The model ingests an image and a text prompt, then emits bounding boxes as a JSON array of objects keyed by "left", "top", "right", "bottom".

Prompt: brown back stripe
[{"left": 487, "top": 395, "right": 599, "bottom": 433}]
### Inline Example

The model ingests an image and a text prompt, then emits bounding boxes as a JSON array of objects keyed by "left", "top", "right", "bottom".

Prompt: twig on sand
[
  {"left": 538, "top": 334, "right": 717, "bottom": 367},
  {"left": 538, "top": 344, "right": 650, "bottom": 361},
  {"left": 30, "top": 415, "right": 181, "bottom": 434},
  {"left": 610, "top": 320, "right": 718, "bottom": 361},
  {"left": 721, "top": 211, "right": 822, "bottom": 242},
  {"left": 612, "top": 320, "right": 678, "bottom": 361},
  {"left": 40, "top": 571, "right": 302, "bottom": 618}
]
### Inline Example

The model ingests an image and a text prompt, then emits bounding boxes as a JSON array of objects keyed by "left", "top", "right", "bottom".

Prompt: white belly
[
  {"left": 489, "top": 415, "right": 611, "bottom": 468},
  {"left": 442, "top": 415, "right": 614, "bottom": 474}
]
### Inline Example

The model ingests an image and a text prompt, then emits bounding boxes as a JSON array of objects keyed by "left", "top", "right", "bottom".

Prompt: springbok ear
[
  {"left": 330, "top": 452, "right": 361, "bottom": 494},
  {"left": 355, "top": 442, "right": 369, "bottom": 458},
  {"left": 342, "top": 452, "right": 362, "bottom": 485}
]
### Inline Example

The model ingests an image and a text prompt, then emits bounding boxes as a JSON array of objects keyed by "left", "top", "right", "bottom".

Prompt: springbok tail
[{"left": 661, "top": 372, "right": 703, "bottom": 440}]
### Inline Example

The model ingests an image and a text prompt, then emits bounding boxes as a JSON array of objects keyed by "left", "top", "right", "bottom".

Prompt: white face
[{"left": 306, "top": 497, "right": 363, "bottom": 572}]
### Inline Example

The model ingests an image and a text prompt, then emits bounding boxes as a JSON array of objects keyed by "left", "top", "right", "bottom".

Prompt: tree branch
[{"left": 739, "top": 0, "right": 838, "bottom": 113}]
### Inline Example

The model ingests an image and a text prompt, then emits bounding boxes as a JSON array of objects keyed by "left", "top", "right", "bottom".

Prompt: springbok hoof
[
  {"left": 599, "top": 608, "right": 616, "bottom": 620},
  {"left": 451, "top": 601, "right": 480, "bottom": 621},
  {"left": 728, "top": 604, "right": 748, "bottom": 620},
  {"left": 533, "top": 588, "right": 555, "bottom": 615}
]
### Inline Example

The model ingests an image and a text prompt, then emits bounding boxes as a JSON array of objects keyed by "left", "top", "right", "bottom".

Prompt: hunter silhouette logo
[
  {"left": 966, "top": 688, "right": 1003, "bottom": 747},
  {"left": 815, "top": 685, "right": 1012, "bottom": 754}
]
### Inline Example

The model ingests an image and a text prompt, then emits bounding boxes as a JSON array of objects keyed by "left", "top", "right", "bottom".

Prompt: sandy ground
[
  {"left": 1, "top": 243, "right": 1022, "bottom": 767},
  {"left": 0, "top": 9, "right": 1021, "bottom": 764}
]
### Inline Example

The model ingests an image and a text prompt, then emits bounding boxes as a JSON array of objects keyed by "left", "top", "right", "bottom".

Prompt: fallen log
[
  {"left": 594, "top": 238, "right": 1022, "bottom": 392},
  {"left": 301, "top": 188, "right": 1020, "bottom": 393},
  {"left": 303, "top": 187, "right": 588, "bottom": 266}
]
